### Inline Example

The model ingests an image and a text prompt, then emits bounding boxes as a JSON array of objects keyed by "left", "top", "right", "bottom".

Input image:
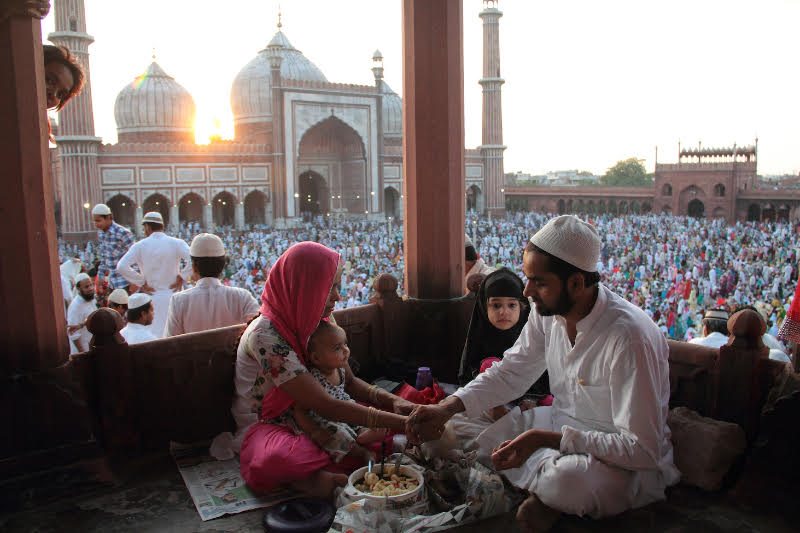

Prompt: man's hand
[
  {"left": 491, "top": 429, "right": 562, "bottom": 471},
  {"left": 406, "top": 404, "right": 451, "bottom": 443},
  {"left": 169, "top": 275, "right": 183, "bottom": 292},
  {"left": 67, "top": 323, "right": 83, "bottom": 334},
  {"left": 139, "top": 282, "right": 155, "bottom": 294}
]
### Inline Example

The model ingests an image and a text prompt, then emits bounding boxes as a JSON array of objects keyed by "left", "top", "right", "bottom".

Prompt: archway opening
[
  {"left": 747, "top": 203, "right": 761, "bottom": 222},
  {"left": 244, "top": 190, "right": 268, "bottom": 225},
  {"left": 466, "top": 185, "right": 481, "bottom": 212},
  {"left": 106, "top": 194, "right": 135, "bottom": 228},
  {"left": 384, "top": 187, "right": 400, "bottom": 219},
  {"left": 662, "top": 205, "right": 672, "bottom": 215},
  {"left": 557, "top": 199, "right": 566, "bottom": 215},
  {"left": 212, "top": 191, "right": 236, "bottom": 227},
  {"left": 761, "top": 203, "right": 775, "bottom": 222},
  {"left": 298, "top": 171, "right": 329, "bottom": 216},
  {"left": 298, "top": 116, "right": 366, "bottom": 215},
  {"left": 688, "top": 199, "right": 705, "bottom": 218},
  {"left": 179, "top": 193, "right": 204, "bottom": 224},
  {"left": 142, "top": 193, "right": 170, "bottom": 226}
]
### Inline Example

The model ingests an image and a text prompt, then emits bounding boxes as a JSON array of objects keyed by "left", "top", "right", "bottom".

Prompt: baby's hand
[{"left": 356, "top": 428, "right": 388, "bottom": 446}]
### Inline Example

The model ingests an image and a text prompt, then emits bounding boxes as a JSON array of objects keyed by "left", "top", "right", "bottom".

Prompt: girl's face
[{"left": 486, "top": 296, "right": 522, "bottom": 331}]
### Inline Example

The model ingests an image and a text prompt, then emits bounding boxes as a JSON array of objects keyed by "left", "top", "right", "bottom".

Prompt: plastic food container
[{"left": 343, "top": 463, "right": 426, "bottom": 509}]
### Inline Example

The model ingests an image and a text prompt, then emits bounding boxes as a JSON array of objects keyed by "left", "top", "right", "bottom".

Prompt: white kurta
[
  {"left": 163, "top": 277, "right": 260, "bottom": 336},
  {"left": 465, "top": 258, "right": 495, "bottom": 280},
  {"left": 688, "top": 331, "right": 728, "bottom": 349},
  {"left": 120, "top": 322, "right": 158, "bottom": 345},
  {"left": 116, "top": 231, "right": 192, "bottom": 338},
  {"left": 67, "top": 296, "right": 97, "bottom": 353},
  {"left": 452, "top": 283, "right": 680, "bottom": 518}
]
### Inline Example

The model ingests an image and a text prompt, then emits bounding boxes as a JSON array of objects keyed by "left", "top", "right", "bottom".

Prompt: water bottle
[{"left": 415, "top": 366, "right": 433, "bottom": 390}]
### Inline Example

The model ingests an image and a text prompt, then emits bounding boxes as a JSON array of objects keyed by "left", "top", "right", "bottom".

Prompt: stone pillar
[
  {"left": 134, "top": 205, "right": 143, "bottom": 237},
  {"left": 235, "top": 203, "right": 245, "bottom": 230},
  {"left": 169, "top": 204, "right": 179, "bottom": 233},
  {"left": 265, "top": 201, "right": 273, "bottom": 227},
  {"left": 203, "top": 204, "right": 213, "bottom": 232},
  {"left": 402, "top": 0, "right": 465, "bottom": 298},
  {"left": 479, "top": 1, "right": 506, "bottom": 214}
]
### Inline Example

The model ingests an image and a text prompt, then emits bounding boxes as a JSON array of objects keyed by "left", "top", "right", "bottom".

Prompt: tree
[{"left": 601, "top": 158, "right": 653, "bottom": 187}]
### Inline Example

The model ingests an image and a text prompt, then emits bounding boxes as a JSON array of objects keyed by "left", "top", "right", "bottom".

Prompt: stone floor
[{"left": 0, "top": 453, "right": 794, "bottom": 533}]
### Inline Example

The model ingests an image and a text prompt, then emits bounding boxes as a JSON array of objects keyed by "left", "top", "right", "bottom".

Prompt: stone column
[
  {"left": 203, "top": 204, "right": 213, "bottom": 232},
  {"left": 264, "top": 201, "right": 273, "bottom": 227},
  {"left": 402, "top": 0, "right": 465, "bottom": 298},
  {"left": 169, "top": 204, "right": 179, "bottom": 233},
  {"left": 134, "top": 206, "right": 143, "bottom": 237},
  {"left": 235, "top": 203, "right": 245, "bottom": 230}
]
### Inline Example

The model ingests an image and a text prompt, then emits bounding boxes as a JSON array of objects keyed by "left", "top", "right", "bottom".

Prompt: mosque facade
[{"left": 50, "top": 0, "right": 506, "bottom": 238}]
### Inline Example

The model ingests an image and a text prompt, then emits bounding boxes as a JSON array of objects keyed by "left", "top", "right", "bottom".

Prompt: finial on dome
[
  {"left": 372, "top": 49, "right": 383, "bottom": 62},
  {"left": 151, "top": 47, "right": 156, "bottom": 61},
  {"left": 277, "top": 4, "right": 282, "bottom": 29}
]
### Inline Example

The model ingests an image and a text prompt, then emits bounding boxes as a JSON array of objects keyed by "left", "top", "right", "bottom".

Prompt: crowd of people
[{"left": 58, "top": 211, "right": 798, "bottom": 343}]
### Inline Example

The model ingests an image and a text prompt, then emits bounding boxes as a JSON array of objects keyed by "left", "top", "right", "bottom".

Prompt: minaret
[
  {"left": 479, "top": 0, "right": 506, "bottom": 214},
  {"left": 48, "top": 0, "right": 103, "bottom": 237}
]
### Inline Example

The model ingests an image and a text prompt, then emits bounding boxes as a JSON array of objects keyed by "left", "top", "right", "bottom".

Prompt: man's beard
[
  {"left": 534, "top": 282, "right": 574, "bottom": 317},
  {"left": 80, "top": 292, "right": 95, "bottom": 302}
]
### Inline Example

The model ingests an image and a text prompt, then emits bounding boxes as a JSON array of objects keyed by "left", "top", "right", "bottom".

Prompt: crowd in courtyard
[{"left": 58, "top": 212, "right": 798, "bottom": 343}]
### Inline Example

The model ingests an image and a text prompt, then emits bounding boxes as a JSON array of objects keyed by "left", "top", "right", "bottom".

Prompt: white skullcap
[
  {"left": 107, "top": 289, "right": 129, "bottom": 305},
  {"left": 92, "top": 203, "right": 112, "bottom": 216},
  {"left": 529, "top": 215, "right": 601, "bottom": 273},
  {"left": 704, "top": 309, "right": 729, "bottom": 321},
  {"left": 142, "top": 211, "right": 164, "bottom": 224},
  {"left": 464, "top": 233, "right": 474, "bottom": 248},
  {"left": 128, "top": 292, "right": 152, "bottom": 310},
  {"left": 74, "top": 272, "right": 91, "bottom": 285},
  {"left": 190, "top": 233, "right": 226, "bottom": 257}
]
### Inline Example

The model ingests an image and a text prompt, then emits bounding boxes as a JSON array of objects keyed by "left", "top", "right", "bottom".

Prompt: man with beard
[
  {"left": 67, "top": 273, "right": 98, "bottom": 353},
  {"left": 407, "top": 215, "right": 678, "bottom": 532}
]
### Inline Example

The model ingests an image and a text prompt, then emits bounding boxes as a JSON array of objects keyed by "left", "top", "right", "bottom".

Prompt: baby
[{"left": 291, "top": 321, "right": 386, "bottom": 462}]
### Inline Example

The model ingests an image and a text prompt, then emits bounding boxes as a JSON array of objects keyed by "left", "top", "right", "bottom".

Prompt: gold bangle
[
  {"left": 367, "top": 406, "right": 379, "bottom": 429},
  {"left": 368, "top": 384, "right": 380, "bottom": 405}
]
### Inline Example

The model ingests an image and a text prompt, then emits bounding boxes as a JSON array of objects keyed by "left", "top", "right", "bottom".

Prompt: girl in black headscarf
[{"left": 458, "top": 268, "right": 550, "bottom": 416}]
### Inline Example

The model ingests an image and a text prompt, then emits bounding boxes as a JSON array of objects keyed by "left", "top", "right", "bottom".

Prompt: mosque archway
[
  {"left": 631, "top": 201, "right": 641, "bottom": 214},
  {"left": 778, "top": 204, "right": 790, "bottom": 222},
  {"left": 212, "top": 191, "right": 236, "bottom": 227},
  {"left": 179, "top": 193, "right": 204, "bottom": 224},
  {"left": 298, "top": 171, "right": 329, "bottom": 216},
  {"left": 608, "top": 200, "right": 617, "bottom": 215},
  {"left": 619, "top": 201, "right": 628, "bottom": 214},
  {"left": 761, "top": 203, "right": 775, "bottom": 222},
  {"left": 142, "top": 193, "right": 170, "bottom": 226},
  {"left": 384, "top": 187, "right": 400, "bottom": 219},
  {"left": 244, "top": 190, "right": 268, "bottom": 225},
  {"left": 642, "top": 202, "right": 652, "bottom": 214},
  {"left": 298, "top": 117, "right": 366, "bottom": 215},
  {"left": 597, "top": 200, "right": 606, "bottom": 214},
  {"left": 747, "top": 203, "right": 761, "bottom": 222},
  {"left": 557, "top": 199, "right": 565, "bottom": 215},
  {"left": 661, "top": 183, "right": 673, "bottom": 196},
  {"left": 106, "top": 194, "right": 135, "bottom": 228},
  {"left": 687, "top": 199, "right": 705, "bottom": 218},
  {"left": 466, "top": 185, "right": 482, "bottom": 213}
]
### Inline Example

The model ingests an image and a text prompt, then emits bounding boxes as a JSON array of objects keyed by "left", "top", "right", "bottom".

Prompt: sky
[{"left": 42, "top": 0, "right": 800, "bottom": 176}]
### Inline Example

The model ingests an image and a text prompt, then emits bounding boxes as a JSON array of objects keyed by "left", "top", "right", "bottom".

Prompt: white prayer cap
[
  {"left": 92, "top": 203, "right": 112, "bottom": 216},
  {"left": 190, "top": 233, "right": 226, "bottom": 257},
  {"left": 529, "top": 215, "right": 601, "bottom": 273},
  {"left": 704, "top": 309, "right": 729, "bottom": 321},
  {"left": 128, "top": 292, "right": 152, "bottom": 310},
  {"left": 107, "top": 289, "right": 129, "bottom": 305},
  {"left": 142, "top": 211, "right": 163, "bottom": 225},
  {"left": 464, "top": 233, "right": 474, "bottom": 248},
  {"left": 74, "top": 272, "right": 91, "bottom": 285}
]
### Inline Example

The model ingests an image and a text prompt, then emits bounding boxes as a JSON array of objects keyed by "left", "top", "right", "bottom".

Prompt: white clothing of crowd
[{"left": 58, "top": 212, "right": 798, "bottom": 342}]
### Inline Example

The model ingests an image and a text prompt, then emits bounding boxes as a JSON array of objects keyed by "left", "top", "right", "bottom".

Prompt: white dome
[
  {"left": 231, "top": 30, "right": 328, "bottom": 126},
  {"left": 380, "top": 80, "right": 402, "bottom": 136},
  {"left": 114, "top": 62, "right": 195, "bottom": 136}
]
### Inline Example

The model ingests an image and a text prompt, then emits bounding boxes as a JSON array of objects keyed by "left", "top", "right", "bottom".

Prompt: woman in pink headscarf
[{"left": 233, "top": 242, "right": 413, "bottom": 498}]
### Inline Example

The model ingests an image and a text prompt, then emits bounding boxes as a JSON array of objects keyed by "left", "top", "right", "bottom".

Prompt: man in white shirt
[
  {"left": 465, "top": 234, "right": 494, "bottom": 291},
  {"left": 120, "top": 293, "right": 158, "bottom": 345},
  {"left": 688, "top": 309, "right": 729, "bottom": 349},
  {"left": 408, "top": 216, "right": 679, "bottom": 531},
  {"left": 164, "top": 233, "right": 259, "bottom": 336},
  {"left": 116, "top": 211, "right": 192, "bottom": 338},
  {"left": 67, "top": 272, "right": 98, "bottom": 353}
]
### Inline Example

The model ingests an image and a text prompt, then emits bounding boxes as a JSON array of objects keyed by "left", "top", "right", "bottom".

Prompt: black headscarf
[{"left": 458, "top": 268, "right": 530, "bottom": 386}]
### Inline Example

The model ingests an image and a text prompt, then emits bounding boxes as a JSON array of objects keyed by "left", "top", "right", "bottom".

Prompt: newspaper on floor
[{"left": 170, "top": 441, "right": 298, "bottom": 521}]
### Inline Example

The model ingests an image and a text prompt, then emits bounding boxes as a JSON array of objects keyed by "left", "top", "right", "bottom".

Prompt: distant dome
[
  {"left": 231, "top": 30, "right": 328, "bottom": 127},
  {"left": 380, "top": 80, "right": 402, "bottom": 136},
  {"left": 114, "top": 62, "right": 195, "bottom": 142}
]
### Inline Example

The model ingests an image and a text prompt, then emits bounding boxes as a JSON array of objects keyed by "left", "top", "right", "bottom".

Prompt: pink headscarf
[{"left": 260, "top": 242, "right": 341, "bottom": 420}]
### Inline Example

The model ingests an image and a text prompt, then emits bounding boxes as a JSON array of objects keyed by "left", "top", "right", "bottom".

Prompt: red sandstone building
[
  {"left": 49, "top": 0, "right": 507, "bottom": 239},
  {"left": 507, "top": 145, "right": 800, "bottom": 223}
]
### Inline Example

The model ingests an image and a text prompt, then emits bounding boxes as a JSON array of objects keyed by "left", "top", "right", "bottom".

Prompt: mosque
[{"left": 49, "top": 0, "right": 506, "bottom": 239}]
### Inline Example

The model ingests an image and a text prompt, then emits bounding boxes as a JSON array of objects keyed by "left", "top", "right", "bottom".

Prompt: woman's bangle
[
  {"left": 368, "top": 384, "right": 380, "bottom": 405},
  {"left": 367, "top": 406, "right": 379, "bottom": 429}
]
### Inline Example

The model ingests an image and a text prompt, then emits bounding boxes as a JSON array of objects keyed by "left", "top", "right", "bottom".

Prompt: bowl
[{"left": 344, "top": 463, "right": 426, "bottom": 509}]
